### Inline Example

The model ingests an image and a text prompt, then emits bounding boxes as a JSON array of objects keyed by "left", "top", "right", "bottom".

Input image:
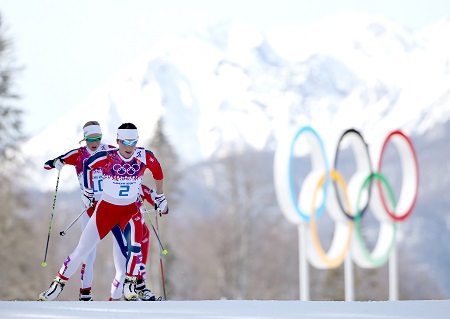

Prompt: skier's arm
[
  {"left": 44, "top": 148, "right": 79, "bottom": 170},
  {"left": 144, "top": 150, "right": 164, "bottom": 183},
  {"left": 145, "top": 150, "right": 167, "bottom": 213},
  {"left": 83, "top": 150, "right": 107, "bottom": 189}
]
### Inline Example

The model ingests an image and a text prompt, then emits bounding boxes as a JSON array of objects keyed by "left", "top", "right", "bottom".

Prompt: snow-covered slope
[{"left": 1, "top": 300, "right": 450, "bottom": 319}]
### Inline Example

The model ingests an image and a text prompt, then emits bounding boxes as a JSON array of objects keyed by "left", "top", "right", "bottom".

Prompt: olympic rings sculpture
[{"left": 274, "top": 126, "right": 419, "bottom": 269}]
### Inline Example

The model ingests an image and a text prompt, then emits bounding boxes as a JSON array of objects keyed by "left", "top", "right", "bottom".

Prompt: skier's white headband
[
  {"left": 117, "top": 129, "right": 139, "bottom": 140},
  {"left": 83, "top": 125, "right": 102, "bottom": 137}
]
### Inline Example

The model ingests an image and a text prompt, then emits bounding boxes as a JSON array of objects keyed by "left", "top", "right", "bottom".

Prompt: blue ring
[{"left": 288, "top": 126, "right": 330, "bottom": 221}]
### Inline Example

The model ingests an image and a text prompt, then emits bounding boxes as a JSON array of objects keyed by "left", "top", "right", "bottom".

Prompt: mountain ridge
[{"left": 22, "top": 13, "right": 450, "bottom": 191}]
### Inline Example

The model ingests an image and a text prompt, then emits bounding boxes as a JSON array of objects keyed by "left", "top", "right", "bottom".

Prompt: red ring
[{"left": 377, "top": 130, "right": 419, "bottom": 221}]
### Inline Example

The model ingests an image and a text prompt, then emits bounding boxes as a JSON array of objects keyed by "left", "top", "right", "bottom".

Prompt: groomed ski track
[{"left": 0, "top": 300, "right": 449, "bottom": 319}]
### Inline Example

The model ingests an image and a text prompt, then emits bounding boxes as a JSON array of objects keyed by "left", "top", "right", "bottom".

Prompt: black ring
[{"left": 333, "top": 128, "right": 373, "bottom": 220}]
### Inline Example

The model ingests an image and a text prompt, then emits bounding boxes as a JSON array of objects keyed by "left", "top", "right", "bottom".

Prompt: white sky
[{"left": 1, "top": 0, "right": 449, "bottom": 136}]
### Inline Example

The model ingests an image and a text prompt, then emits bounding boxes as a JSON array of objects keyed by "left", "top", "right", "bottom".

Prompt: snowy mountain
[{"left": 22, "top": 12, "right": 450, "bottom": 192}]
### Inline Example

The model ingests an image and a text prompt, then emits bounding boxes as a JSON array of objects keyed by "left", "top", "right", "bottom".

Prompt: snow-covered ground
[{"left": 1, "top": 300, "right": 449, "bottom": 319}]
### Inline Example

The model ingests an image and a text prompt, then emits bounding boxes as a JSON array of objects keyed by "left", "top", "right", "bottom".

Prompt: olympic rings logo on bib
[
  {"left": 112, "top": 163, "right": 141, "bottom": 176},
  {"left": 274, "top": 126, "right": 419, "bottom": 269}
]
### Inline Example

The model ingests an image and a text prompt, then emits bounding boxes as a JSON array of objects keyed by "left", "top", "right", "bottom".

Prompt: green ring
[{"left": 354, "top": 172, "right": 397, "bottom": 267}]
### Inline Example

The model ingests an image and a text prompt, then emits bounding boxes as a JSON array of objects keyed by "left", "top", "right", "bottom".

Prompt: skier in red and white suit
[
  {"left": 43, "top": 121, "right": 115, "bottom": 301},
  {"left": 39, "top": 122, "right": 168, "bottom": 301}
]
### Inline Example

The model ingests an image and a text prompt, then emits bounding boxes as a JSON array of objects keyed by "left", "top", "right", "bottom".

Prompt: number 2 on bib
[{"left": 119, "top": 185, "right": 130, "bottom": 197}]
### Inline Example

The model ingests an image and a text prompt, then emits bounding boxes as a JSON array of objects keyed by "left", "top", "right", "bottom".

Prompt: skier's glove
[
  {"left": 53, "top": 158, "right": 65, "bottom": 171},
  {"left": 154, "top": 193, "right": 168, "bottom": 214},
  {"left": 82, "top": 188, "right": 94, "bottom": 208}
]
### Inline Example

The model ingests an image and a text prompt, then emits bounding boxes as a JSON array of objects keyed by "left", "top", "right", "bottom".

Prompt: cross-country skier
[
  {"left": 43, "top": 121, "right": 115, "bottom": 301},
  {"left": 39, "top": 123, "right": 168, "bottom": 301}
]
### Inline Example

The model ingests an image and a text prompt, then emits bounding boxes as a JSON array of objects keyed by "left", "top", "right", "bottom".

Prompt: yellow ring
[{"left": 308, "top": 169, "right": 354, "bottom": 268}]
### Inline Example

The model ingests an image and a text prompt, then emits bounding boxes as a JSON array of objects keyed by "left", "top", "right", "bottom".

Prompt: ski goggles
[
  {"left": 85, "top": 135, "right": 102, "bottom": 142},
  {"left": 120, "top": 139, "right": 138, "bottom": 147}
]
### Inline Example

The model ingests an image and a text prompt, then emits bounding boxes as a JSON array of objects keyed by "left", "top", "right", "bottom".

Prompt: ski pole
[
  {"left": 138, "top": 194, "right": 168, "bottom": 255},
  {"left": 154, "top": 209, "right": 167, "bottom": 300},
  {"left": 42, "top": 170, "right": 60, "bottom": 267},
  {"left": 147, "top": 214, "right": 168, "bottom": 255},
  {"left": 59, "top": 206, "right": 89, "bottom": 236}
]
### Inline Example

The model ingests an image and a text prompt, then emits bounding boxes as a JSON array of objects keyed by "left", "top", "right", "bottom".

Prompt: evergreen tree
[
  {"left": 0, "top": 12, "right": 43, "bottom": 300},
  {"left": 142, "top": 117, "right": 182, "bottom": 299},
  {"left": 0, "top": 13, "right": 23, "bottom": 165},
  {"left": 147, "top": 117, "right": 182, "bottom": 205}
]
